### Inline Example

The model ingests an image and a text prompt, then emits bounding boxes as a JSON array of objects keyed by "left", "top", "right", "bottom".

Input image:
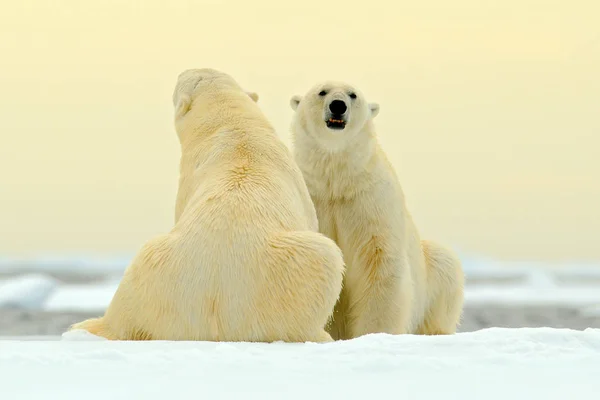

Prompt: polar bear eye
[
  {"left": 349, "top": 93, "right": 357, "bottom": 99},
  {"left": 318, "top": 90, "right": 327, "bottom": 96}
]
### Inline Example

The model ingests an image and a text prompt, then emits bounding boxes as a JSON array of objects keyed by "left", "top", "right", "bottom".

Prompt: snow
[
  {"left": 580, "top": 305, "right": 600, "bottom": 318},
  {"left": 0, "top": 328, "right": 598, "bottom": 399},
  {"left": 0, "top": 274, "right": 58, "bottom": 309},
  {"left": 465, "top": 285, "right": 600, "bottom": 307},
  {"left": 0, "top": 254, "right": 131, "bottom": 274},
  {"left": 43, "top": 280, "right": 120, "bottom": 312},
  {"left": 1, "top": 254, "right": 599, "bottom": 398}
]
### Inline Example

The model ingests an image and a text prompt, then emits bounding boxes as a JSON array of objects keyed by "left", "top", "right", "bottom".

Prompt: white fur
[
  {"left": 290, "top": 81, "right": 464, "bottom": 339},
  {"left": 68, "top": 69, "right": 345, "bottom": 342}
]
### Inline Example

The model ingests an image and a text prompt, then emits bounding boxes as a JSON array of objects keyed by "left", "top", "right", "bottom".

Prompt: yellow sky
[{"left": 1, "top": 1, "right": 599, "bottom": 262}]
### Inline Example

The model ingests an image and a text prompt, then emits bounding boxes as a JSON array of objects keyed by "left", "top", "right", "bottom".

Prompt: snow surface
[
  {"left": 1, "top": 255, "right": 599, "bottom": 398},
  {"left": 0, "top": 328, "right": 598, "bottom": 399}
]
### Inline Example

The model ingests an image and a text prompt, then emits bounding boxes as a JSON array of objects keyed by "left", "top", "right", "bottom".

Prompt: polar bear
[
  {"left": 69, "top": 69, "right": 345, "bottom": 342},
  {"left": 289, "top": 82, "right": 464, "bottom": 339}
]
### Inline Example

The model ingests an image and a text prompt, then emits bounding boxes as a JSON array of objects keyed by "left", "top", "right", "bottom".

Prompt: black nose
[{"left": 329, "top": 100, "right": 347, "bottom": 115}]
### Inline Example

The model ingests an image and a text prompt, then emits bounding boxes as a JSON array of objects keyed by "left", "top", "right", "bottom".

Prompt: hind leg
[
  {"left": 417, "top": 240, "right": 465, "bottom": 335},
  {"left": 253, "top": 230, "right": 345, "bottom": 343},
  {"left": 341, "top": 237, "right": 414, "bottom": 339},
  {"left": 68, "top": 235, "right": 176, "bottom": 341}
]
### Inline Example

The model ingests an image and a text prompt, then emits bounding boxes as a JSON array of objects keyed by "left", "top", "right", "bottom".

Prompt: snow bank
[
  {"left": 0, "top": 278, "right": 594, "bottom": 313},
  {"left": 0, "top": 254, "right": 132, "bottom": 274},
  {"left": 43, "top": 281, "right": 120, "bottom": 312},
  {"left": 2, "top": 252, "right": 599, "bottom": 284},
  {"left": 1, "top": 253, "right": 600, "bottom": 312},
  {"left": 580, "top": 305, "right": 600, "bottom": 318},
  {"left": 466, "top": 285, "right": 600, "bottom": 307},
  {"left": 0, "top": 328, "right": 598, "bottom": 399},
  {"left": 0, "top": 274, "right": 58, "bottom": 309},
  {"left": 462, "top": 258, "right": 600, "bottom": 286},
  {"left": 39, "top": 283, "right": 600, "bottom": 312}
]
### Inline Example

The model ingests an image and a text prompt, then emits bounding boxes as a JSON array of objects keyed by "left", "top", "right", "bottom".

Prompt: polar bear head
[
  {"left": 290, "top": 81, "right": 379, "bottom": 149},
  {"left": 172, "top": 68, "right": 259, "bottom": 141}
]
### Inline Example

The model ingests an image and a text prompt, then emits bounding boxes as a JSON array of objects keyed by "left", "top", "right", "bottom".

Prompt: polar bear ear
[
  {"left": 246, "top": 91, "right": 259, "bottom": 102},
  {"left": 290, "top": 95, "right": 302, "bottom": 111},
  {"left": 369, "top": 103, "right": 380, "bottom": 119},
  {"left": 174, "top": 94, "right": 192, "bottom": 118}
]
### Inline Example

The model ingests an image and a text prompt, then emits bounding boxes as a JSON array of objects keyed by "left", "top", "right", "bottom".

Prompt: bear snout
[{"left": 329, "top": 100, "right": 347, "bottom": 115}]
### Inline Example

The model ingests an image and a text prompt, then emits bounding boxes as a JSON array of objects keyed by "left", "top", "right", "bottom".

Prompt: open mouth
[{"left": 326, "top": 117, "right": 346, "bottom": 130}]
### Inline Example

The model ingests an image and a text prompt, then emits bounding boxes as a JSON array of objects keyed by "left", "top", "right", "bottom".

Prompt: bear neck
[
  {"left": 177, "top": 99, "right": 273, "bottom": 150},
  {"left": 294, "top": 123, "right": 383, "bottom": 200},
  {"left": 297, "top": 122, "right": 378, "bottom": 167}
]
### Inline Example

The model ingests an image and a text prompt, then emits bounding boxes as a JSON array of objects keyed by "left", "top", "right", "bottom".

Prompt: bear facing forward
[
  {"left": 69, "top": 69, "right": 345, "bottom": 342},
  {"left": 290, "top": 81, "right": 464, "bottom": 339}
]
